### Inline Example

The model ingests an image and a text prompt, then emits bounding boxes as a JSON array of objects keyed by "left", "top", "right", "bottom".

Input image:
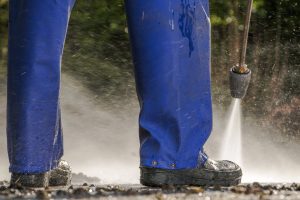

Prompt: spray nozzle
[
  {"left": 228, "top": 0, "right": 254, "bottom": 99},
  {"left": 229, "top": 64, "right": 251, "bottom": 99}
]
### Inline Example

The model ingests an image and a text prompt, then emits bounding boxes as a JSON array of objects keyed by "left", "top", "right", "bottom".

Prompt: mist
[
  {"left": 0, "top": 73, "right": 140, "bottom": 184},
  {"left": 0, "top": 72, "right": 299, "bottom": 184}
]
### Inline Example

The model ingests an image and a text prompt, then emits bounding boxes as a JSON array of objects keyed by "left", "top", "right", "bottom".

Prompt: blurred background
[{"left": 0, "top": 0, "right": 299, "bottom": 183}]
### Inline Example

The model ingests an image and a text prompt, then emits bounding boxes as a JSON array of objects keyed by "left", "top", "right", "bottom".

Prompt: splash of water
[{"left": 220, "top": 98, "right": 242, "bottom": 165}]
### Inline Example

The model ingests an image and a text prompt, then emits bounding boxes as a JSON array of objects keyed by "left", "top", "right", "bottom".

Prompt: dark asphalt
[{"left": 1, "top": 181, "right": 300, "bottom": 200}]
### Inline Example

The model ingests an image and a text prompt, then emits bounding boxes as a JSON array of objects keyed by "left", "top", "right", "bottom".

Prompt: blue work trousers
[{"left": 7, "top": 0, "right": 212, "bottom": 173}]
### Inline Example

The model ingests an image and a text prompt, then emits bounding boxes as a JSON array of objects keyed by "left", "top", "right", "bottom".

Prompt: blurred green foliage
[{"left": 63, "top": 0, "right": 134, "bottom": 105}]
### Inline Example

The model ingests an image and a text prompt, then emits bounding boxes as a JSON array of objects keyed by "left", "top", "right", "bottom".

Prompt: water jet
[{"left": 221, "top": 0, "right": 254, "bottom": 169}]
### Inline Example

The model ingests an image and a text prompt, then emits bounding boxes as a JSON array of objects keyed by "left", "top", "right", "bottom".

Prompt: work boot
[
  {"left": 49, "top": 160, "right": 72, "bottom": 187},
  {"left": 10, "top": 160, "right": 72, "bottom": 188},
  {"left": 140, "top": 158, "right": 242, "bottom": 187}
]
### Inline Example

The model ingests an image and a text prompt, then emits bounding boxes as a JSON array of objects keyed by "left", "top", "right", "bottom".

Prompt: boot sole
[
  {"left": 140, "top": 167, "right": 242, "bottom": 187},
  {"left": 10, "top": 173, "right": 49, "bottom": 188}
]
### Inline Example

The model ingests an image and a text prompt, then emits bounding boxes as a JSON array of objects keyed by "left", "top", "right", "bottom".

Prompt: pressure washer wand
[
  {"left": 229, "top": 0, "right": 253, "bottom": 99},
  {"left": 238, "top": 0, "right": 253, "bottom": 72}
]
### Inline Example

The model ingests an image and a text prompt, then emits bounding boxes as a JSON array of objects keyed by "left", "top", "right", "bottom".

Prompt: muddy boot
[
  {"left": 10, "top": 173, "right": 49, "bottom": 188},
  {"left": 10, "top": 160, "right": 71, "bottom": 188},
  {"left": 49, "top": 160, "right": 72, "bottom": 187},
  {"left": 140, "top": 158, "right": 242, "bottom": 187}
]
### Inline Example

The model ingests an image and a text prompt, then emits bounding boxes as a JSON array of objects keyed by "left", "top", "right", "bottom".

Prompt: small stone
[
  {"left": 36, "top": 190, "right": 49, "bottom": 200},
  {"left": 155, "top": 193, "right": 166, "bottom": 200},
  {"left": 186, "top": 186, "right": 205, "bottom": 193},
  {"left": 73, "top": 188, "right": 90, "bottom": 198},
  {"left": 253, "top": 182, "right": 263, "bottom": 188},
  {"left": 0, "top": 186, "right": 6, "bottom": 191},
  {"left": 55, "top": 190, "right": 68, "bottom": 198},
  {"left": 231, "top": 185, "right": 247, "bottom": 194}
]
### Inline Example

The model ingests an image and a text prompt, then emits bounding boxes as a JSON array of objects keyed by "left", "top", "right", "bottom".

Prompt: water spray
[
  {"left": 221, "top": 0, "right": 254, "bottom": 167},
  {"left": 229, "top": 0, "right": 253, "bottom": 99}
]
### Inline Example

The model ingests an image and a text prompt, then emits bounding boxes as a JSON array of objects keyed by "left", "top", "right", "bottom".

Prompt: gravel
[{"left": 1, "top": 181, "right": 300, "bottom": 200}]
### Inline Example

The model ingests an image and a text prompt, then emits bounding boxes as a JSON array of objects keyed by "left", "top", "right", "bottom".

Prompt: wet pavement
[{"left": 1, "top": 182, "right": 300, "bottom": 200}]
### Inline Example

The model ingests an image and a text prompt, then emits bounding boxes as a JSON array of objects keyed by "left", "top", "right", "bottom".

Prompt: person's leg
[
  {"left": 7, "top": 0, "right": 75, "bottom": 186},
  {"left": 125, "top": 0, "right": 242, "bottom": 186},
  {"left": 125, "top": 0, "right": 211, "bottom": 170}
]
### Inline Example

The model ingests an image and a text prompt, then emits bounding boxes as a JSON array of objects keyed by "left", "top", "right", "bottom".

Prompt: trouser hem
[
  {"left": 9, "top": 156, "right": 62, "bottom": 174},
  {"left": 140, "top": 157, "right": 199, "bottom": 170}
]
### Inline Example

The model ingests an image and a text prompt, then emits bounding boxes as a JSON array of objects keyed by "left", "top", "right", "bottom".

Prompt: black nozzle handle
[{"left": 229, "top": 67, "right": 251, "bottom": 99}]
